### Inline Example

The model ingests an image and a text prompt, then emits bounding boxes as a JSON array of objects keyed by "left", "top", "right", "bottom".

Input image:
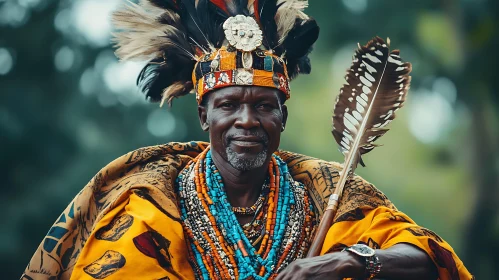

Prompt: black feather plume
[
  {"left": 257, "top": 0, "right": 279, "bottom": 51},
  {"left": 147, "top": 0, "right": 179, "bottom": 11},
  {"left": 283, "top": 18, "right": 319, "bottom": 79},
  {"left": 137, "top": 51, "right": 194, "bottom": 102},
  {"left": 196, "top": 0, "right": 226, "bottom": 48}
]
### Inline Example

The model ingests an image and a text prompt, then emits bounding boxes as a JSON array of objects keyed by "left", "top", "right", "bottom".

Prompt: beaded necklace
[
  {"left": 177, "top": 147, "right": 316, "bottom": 280},
  {"left": 232, "top": 194, "right": 266, "bottom": 215}
]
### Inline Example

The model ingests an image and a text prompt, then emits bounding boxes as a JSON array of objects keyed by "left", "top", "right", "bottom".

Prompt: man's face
[{"left": 198, "top": 86, "right": 288, "bottom": 171}]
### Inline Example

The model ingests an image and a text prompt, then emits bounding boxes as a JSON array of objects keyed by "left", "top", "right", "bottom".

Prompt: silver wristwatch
[{"left": 342, "top": 244, "right": 382, "bottom": 279}]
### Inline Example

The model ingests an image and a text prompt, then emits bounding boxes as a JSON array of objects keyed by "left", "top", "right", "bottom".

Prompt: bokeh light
[
  {"left": 54, "top": 46, "right": 75, "bottom": 72},
  {"left": 341, "top": 0, "right": 367, "bottom": 14},
  {"left": 0, "top": 1, "right": 30, "bottom": 27},
  {"left": 72, "top": 0, "right": 120, "bottom": 47},
  {"left": 408, "top": 88, "right": 455, "bottom": 144},
  {"left": 147, "top": 109, "right": 177, "bottom": 137},
  {"left": 0, "top": 48, "right": 14, "bottom": 75}
]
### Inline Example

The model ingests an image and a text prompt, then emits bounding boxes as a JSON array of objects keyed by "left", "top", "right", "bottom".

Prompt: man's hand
[
  {"left": 275, "top": 251, "right": 365, "bottom": 280},
  {"left": 276, "top": 244, "right": 439, "bottom": 280}
]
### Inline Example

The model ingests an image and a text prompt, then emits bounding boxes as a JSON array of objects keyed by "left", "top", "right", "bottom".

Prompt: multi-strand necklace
[
  {"left": 176, "top": 148, "right": 316, "bottom": 280},
  {"left": 237, "top": 183, "right": 268, "bottom": 246}
]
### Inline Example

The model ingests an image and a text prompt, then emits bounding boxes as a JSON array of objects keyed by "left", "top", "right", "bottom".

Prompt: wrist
[
  {"left": 341, "top": 244, "right": 382, "bottom": 279},
  {"left": 336, "top": 251, "right": 367, "bottom": 278}
]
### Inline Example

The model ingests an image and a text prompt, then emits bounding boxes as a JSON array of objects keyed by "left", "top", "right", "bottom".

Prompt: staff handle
[{"left": 306, "top": 167, "right": 351, "bottom": 257}]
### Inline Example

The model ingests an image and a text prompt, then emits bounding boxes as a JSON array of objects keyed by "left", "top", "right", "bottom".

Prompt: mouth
[
  {"left": 230, "top": 140, "right": 262, "bottom": 147},
  {"left": 229, "top": 136, "right": 265, "bottom": 148}
]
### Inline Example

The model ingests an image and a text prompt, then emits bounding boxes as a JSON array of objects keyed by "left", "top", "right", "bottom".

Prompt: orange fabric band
[{"left": 192, "top": 47, "right": 290, "bottom": 104}]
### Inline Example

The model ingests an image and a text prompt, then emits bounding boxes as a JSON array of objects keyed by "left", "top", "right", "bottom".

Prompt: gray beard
[{"left": 225, "top": 146, "right": 268, "bottom": 171}]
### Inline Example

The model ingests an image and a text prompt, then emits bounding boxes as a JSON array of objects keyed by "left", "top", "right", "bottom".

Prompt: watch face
[{"left": 349, "top": 244, "right": 375, "bottom": 257}]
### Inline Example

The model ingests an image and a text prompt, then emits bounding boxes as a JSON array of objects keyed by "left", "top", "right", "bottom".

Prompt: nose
[{"left": 234, "top": 105, "right": 260, "bottom": 129}]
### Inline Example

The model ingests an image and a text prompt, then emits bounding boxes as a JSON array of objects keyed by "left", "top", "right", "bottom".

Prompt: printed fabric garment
[{"left": 22, "top": 141, "right": 473, "bottom": 280}]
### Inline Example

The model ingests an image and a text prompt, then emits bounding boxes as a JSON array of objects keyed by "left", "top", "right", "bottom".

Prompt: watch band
[{"left": 365, "top": 253, "right": 382, "bottom": 279}]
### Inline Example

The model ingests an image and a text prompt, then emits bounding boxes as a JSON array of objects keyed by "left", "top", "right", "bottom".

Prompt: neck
[{"left": 211, "top": 151, "right": 269, "bottom": 208}]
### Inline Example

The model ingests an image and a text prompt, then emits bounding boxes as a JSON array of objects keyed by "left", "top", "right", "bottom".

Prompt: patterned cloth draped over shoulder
[{"left": 22, "top": 142, "right": 472, "bottom": 280}]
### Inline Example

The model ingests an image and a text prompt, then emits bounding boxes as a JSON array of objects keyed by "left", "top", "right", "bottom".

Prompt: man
[{"left": 23, "top": 0, "right": 472, "bottom": 279}]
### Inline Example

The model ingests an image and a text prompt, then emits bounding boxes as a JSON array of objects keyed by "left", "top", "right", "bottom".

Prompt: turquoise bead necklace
[{"left": 176, "top": 147, "right": 315, "bottom": 279}]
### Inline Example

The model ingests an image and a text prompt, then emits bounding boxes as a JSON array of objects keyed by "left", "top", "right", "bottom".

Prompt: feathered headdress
[{"left": 112, "top": 0, "right": 319, "bottom": 106}]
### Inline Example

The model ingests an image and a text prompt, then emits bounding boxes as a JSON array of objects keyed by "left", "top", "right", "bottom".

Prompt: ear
[
  {"left": 198, "top": 105, "right": 210, "bottom": 131},
  {"left": 281, "top": 104, "right": 288, "bottom": 132}
]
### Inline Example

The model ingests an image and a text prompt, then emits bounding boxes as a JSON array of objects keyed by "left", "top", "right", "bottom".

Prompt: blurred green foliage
[{"left": 1, "top": 0, "right": 498, "bottom": 279}]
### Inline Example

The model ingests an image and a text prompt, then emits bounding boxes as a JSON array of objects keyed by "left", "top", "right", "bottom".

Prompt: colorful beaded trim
[
  {"left": 176, "top": 147, "right": 316, "bottom": 279},
  {"left": 192, "top": 46, "right": 290, "bottom": 104}
]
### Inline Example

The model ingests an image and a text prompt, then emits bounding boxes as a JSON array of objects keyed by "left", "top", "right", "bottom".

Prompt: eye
[
  {"left": 219, "top": 101, "right": 235, "bottom": 109},
  {"left": 257, "top": 103, "right": 275, "bottom": 110}
]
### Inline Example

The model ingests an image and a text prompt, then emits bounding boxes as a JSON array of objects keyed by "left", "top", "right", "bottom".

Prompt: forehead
[{"left": 208, "top": 86, "right": 282, "bottom": 103}]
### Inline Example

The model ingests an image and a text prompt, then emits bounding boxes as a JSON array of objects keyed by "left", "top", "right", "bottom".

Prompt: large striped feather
[
  {"left": 307, "top": 37, "right": 412, "bottom": 258},
  {"left": 332, "top": 36, "right": 412, "bottom": 170}
]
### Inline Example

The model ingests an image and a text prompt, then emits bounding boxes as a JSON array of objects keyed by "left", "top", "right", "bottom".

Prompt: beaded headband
[
  {"left": 193, "top": 46, "right": 290, "bottom": 104},
  {"left": 192, "top": 15, "right": 290, "bottom": 103},
  {"left": 112, "top": 0, "right": 319, "bottom": 106}
]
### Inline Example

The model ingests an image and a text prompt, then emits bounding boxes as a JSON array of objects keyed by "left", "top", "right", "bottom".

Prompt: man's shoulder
[
  {"left": 115, "top": 141, "right": 208, "bottom": 166},
  {"left": 278, "top": 149, "right": 395, "bottom": 219},
  {"left": 277, "top": 149, "right": 372, "bottom": 193},
  {"left": 80, "top": 142, "right": 209, "bottom": 216},
  {"left": 92, "top": 141, "right": 208, "bottom": 185}
]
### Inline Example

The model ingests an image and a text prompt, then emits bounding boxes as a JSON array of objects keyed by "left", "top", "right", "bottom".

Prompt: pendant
[
  {"left": 223, "top": 15, "right": 263, "bottom": 52},
  {"left": 242, "top": 52, "right": 253, "bottom": 69}
]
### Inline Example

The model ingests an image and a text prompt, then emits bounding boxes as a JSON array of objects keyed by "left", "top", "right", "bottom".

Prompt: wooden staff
[{"left": 307, "top": 37, "right": 412, "bottom": 257}]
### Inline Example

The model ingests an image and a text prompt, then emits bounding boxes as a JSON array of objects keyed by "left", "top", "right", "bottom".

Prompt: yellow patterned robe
[{"left": 22, "top": 142, "right": 472, "bottom": 280}]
